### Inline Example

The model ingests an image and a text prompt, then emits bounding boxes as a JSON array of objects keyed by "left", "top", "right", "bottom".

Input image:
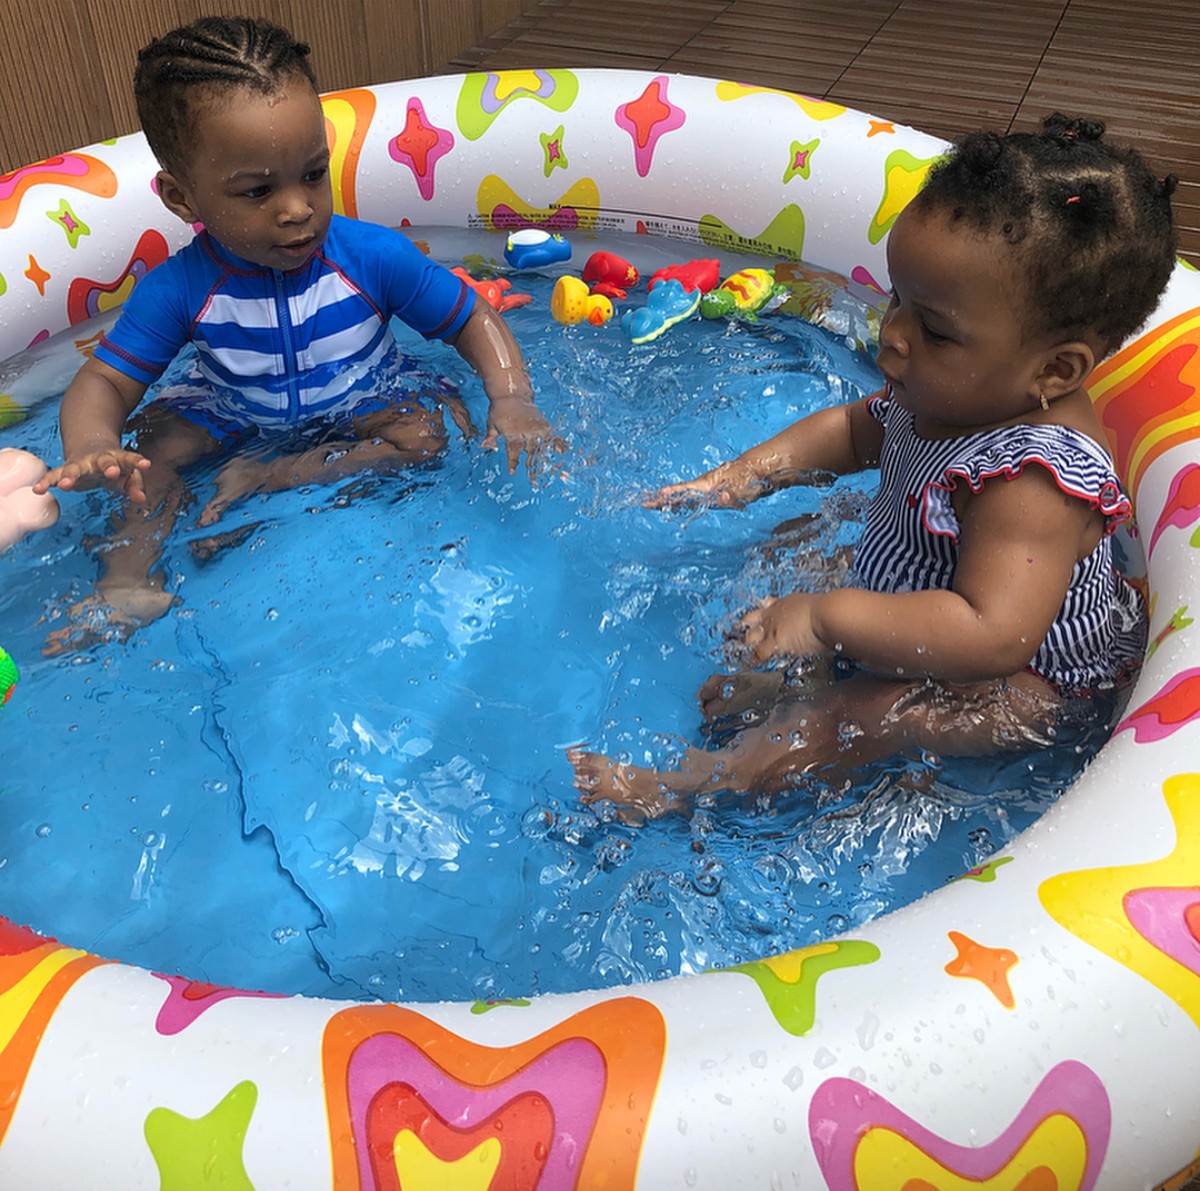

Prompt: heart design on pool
[
  {"left": 64, "top": 228, "right": 170, "bottom": 324},
  {"left": 808, "top": 1060, "right": 1110, "bottom": 1191},
  {"left": 323, "top": 998, "right": 665, "bottom": 1190}
]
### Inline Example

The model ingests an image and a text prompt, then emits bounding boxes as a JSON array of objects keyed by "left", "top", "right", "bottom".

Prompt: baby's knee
[{"left": 358, "top": 405, "right": 449, "bottom": 459}]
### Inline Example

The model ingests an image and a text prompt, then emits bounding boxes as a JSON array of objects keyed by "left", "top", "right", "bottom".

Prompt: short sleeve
[
  {"left": 335, "top": 218, "right": 475, "bottom": 341},
  {"left": 93, "top": 253, "right": 193, "bottom": 385},
  {"left": 923, "top": 424, "right": 1132, "bottom": 540}
]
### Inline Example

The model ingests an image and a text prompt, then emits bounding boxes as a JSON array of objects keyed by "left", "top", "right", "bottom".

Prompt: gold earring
[{"left": 1039, "top": 391, "right": 1050, "bottom": 411}]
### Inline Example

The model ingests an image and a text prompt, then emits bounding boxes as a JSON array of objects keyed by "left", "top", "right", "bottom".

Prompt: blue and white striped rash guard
[
  {"left": 851, "top": 394, "right": 1146, "bottom": 692},
  {"left": 94, "top": 215, "right": 474, "bottom": 428}
]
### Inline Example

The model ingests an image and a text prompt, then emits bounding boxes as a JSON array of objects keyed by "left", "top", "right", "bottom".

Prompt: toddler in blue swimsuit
[
  {"left": 35, "top": 16, "right": 549, "bottom": 651},
  {"left": 572, "top": 114, "right": 1178, "bottom": 823}
]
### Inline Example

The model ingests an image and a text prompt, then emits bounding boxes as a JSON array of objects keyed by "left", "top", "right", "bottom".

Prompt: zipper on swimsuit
[{"left": 272, "top": 268, "right": 301, "bottom": 421}]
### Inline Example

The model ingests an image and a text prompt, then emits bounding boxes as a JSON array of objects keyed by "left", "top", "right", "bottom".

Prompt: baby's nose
[
  {"left": 879, "top": 313, "right": 908, "bottom": 356},
  {"left": 278, "top": 190, "right": 312, "bottom": 222}
]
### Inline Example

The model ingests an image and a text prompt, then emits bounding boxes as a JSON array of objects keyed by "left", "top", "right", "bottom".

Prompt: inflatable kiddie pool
[{"left": 1, "top": 68, "right": 1200, "bottom": 1190}]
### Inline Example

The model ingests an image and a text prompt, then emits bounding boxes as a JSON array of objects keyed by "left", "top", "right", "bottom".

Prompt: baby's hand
[
  {"left": 483, "top": 395, "right": 560, "bottom": 477},
  {"left": 32, "top": 448, "right": 152, "bottom": 504},
  {"left": 734, "top": 593, "right": 825, "bottom": 664},
  {"left": 643, "top": 461, "right": 763, "bottom": 511}
]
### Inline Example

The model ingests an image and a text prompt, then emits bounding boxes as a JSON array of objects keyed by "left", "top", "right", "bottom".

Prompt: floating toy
[
  {"left": 0, "top": 448, "right": 60, "bottom": 553},
  {"left": 550, "top": 275, "right": 614, "bottom": 326},
  {"left": 502, "top": 227, "right": 571, "bottom": 270},
  {"left": 648, "top": 257, "right": 720, "bottom": 293},
  {"left": 582, "top": 250, "right": 639, "bottom": 300},
  {"left": 0, "top": 647, "right": 16, "bottom": 707},
  {"left": 700, "top": 266, "right": 788, "bottom": 320},
  {"left": 448, "top": 266, "right": 533, "bottom": 314},
  {"left": 621, "top": 277, "right": 701, "bottom": 344}
]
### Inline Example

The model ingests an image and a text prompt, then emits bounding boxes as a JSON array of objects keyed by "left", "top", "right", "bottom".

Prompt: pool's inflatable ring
[{"left": 1, "top": 69, "right": 1199, "bottom": 1190}]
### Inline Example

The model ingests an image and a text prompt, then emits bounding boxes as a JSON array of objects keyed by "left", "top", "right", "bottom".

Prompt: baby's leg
[
  {"left": 572, "top": 671, "right": 1062, "bottom": 821},
  {"left": 698, "top": 658, "right": 835, "bottom": 726},
  {"left": 198, "top": 400, "right": 452, "bottom": 527},
  {"left": 45, "top": 408, "right": 221, "bottom": 653},
  {"left": 571, "top": 688, "right": 857, "bottom": 822},
  {"left": 352, "top": 399, "right": 452, "bottom": 462}
]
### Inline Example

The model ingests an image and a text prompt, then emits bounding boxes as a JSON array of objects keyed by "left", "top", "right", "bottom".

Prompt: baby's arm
[
  {"left": 447, "top": 302, "right": 550, "bottom": 472},
  {"left": 32, "top": 359, "right": 151, "bottom": 503},
  {"left": 740, "top": 465, "right": 1101, "bottom": 683},
  {"left": 646, "top": 392, "right": 884, "bottom": 509}
]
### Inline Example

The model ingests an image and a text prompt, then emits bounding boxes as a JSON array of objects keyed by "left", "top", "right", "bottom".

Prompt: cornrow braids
[
  {"left": 135, "top": 16, "right": 318, "bottom": 177},
  {"left": 912, "top": 113, "right": 1178, "bottom": 355}
]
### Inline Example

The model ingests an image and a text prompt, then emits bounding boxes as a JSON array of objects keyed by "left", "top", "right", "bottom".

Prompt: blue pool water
[{"left": 0, "top": 230, "right": 1120, "bottom": 1002}]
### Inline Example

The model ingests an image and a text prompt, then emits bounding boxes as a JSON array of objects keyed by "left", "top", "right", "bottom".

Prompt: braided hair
[
  {"left": 913, "top": 114, "right": 1178, "bottom": 354},
  {"left": 134, "top": 16, "right": 318, "bottom": 177}
]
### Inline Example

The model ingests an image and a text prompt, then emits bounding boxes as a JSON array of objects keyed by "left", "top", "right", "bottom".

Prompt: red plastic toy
[
  {"left": 582, "top": 252, "right": 639, "bottom": 301},
  {"left": 648, "top": 258, "right": 721, "bottom": 294}
]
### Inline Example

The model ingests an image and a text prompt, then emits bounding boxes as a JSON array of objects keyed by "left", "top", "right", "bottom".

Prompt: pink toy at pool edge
[{"left": 0, "top": 448, "right": 60, "bottom": 553}]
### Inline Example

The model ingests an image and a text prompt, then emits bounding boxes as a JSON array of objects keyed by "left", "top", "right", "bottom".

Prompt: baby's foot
[
  {"left": 198, "top": 458, "right": 267, "bottom": 527},
  {"left": 698, "top": 669, "right": 788, "bottom": 723},
  {"left": 42, "top": 585, "right": 177, "bottom": 656},
  {"left": 568, "top": 748, "right": 686, "bottom": 826},
  {"left": 189, "top": 520, "right": 264, "bottom": 562}
]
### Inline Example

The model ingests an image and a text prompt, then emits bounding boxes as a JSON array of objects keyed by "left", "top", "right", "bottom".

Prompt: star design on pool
[
  {"left": 784, "top": 137, "right": 819, "bottom": 183},
  {"left": 144, "top": 1080, "right": 257, "bottom": 1189},
  {"left": 389, "top": 99, "right": 454, "bottom": 202},
  {"left": 944, "top": 929, "right": 1018, "bottom": 1008},
  {"left": 539, "top": 125, "right": 568, "bottom": 176},
  {"left": 24, "top": 253, "right": 50, "bottom": 295},
  {"left": 46, "top": 198, "right": 89, "bottom": 247},
  {"left": 615, "top": 76, "right": 686, "bottom": 177}
]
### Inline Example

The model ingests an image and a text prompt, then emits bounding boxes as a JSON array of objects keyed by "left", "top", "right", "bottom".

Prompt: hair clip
[{"left": 1065, "top": 195, "right": 1081, "bottom": 205}]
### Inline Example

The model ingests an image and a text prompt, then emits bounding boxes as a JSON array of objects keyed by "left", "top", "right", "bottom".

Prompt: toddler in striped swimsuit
[
  {"left": 35, "top": 17, "right": 549, "bottom": 652},
  {"left": 572, "top": 114, "right": 1178, "bottom": 823}
]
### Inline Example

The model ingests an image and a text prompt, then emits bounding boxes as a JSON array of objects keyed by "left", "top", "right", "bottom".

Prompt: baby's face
[
  {"left": 172, "top": 77, "right": 333, "bottom": 272},
  {"left": 876, "top": 205, "right": 1053, "bottom": 434}
]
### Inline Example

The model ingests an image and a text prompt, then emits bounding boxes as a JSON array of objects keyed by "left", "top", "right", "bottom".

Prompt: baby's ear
[
  {"left": 1037, "top": 341, "right": 1096, "bottom": 399},
  {"left": 154, "top": 170, "right": 200, "bottom": 225}
]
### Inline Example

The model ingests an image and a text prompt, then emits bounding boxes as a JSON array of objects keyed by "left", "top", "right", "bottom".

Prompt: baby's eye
[
  {"left": 240, "top": 185, "right": 271, "bottom": 200},
  {"left": 305, "top": 166, "right": 329, "bottom": 184},
  {"left": 921, "top": 322, "right": 951, "bottom": 344}
]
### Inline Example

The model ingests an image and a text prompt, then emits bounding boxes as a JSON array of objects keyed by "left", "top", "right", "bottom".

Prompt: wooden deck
[{"left": 446, "top": 0, "right": 1200, "bottom": 266}]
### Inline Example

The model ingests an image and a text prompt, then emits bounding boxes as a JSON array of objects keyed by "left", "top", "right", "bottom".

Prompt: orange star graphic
[
  {"left": 24, "top": 254, "right": 50, "bottom": 295},
  {"left": 944, "top": 929, "right": 1019, "bottom": 1008},
  {"left": 867, "top": 119, "right": 896, "bottom": 137}
]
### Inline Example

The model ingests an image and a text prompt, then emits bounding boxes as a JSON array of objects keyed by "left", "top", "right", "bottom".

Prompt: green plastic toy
[{"left": 0, "top": 647, "right": 18, "bottom": 706}]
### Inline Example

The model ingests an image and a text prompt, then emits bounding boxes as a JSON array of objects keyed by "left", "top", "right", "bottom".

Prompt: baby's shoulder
[{"left": 952, "top": 419, "right": 1124, "bottom": 504}]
